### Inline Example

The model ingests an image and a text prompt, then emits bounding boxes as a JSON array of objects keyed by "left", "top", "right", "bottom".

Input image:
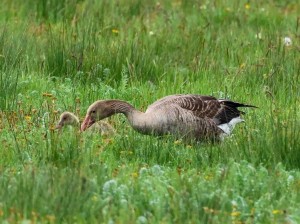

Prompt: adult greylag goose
[
  {"left": 56, "top": 111, "right": 115, "bottom": 136},
  {"left": 81, "top": 94, "right": 256, "bottom": 141}
]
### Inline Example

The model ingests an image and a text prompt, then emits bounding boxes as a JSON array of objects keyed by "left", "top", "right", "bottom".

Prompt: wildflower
[
  {"left": 46, "top": 215, "right": 56, "bottom": 222},
  {"left": 103, "top": 179, "right": 117, "bottom": 193},
  {"left": 231, "top": 211, "right": 241, "bottom": 217},
  {"left": 231, "top": 200, "right": 238, "bottom": 208},
  {"left": 240, "top": 63, "right": 246, "bottom": 69},
  {"left": 245, "top": 3, "right": 250, "bottom": 9},
  {"left": 151, "top": 164, "right": 164, "bottom": 176},
  {"left": 31, "top": 211, "right": 38, "bottom": 218},
  {"left": 137, "top": 216, "right": 147, "bottom": 224},
  {"left": 283, "top": 37, "right": 292, "bottom": 46},
  {"left": 132, "top": 172, "right": 139, "bottom": 178},
  {"left": 75, "top": 97, "right": 81, "bottom": 103},
  {"left": 255, "top": 32, "right": 262, "bottom": 39},
  {"left": 120, "top": 198, "right": 128, "bottom": 206},
  {"left": 272, "top": 209, "right": 283, "bottom": 215},
  {"left": 287, "top": 175, "right": 294, "bottom": 184},
  {"left": 204, "top": 174, "right": 213, "bottom": 180},
  {"left": 112, "top": 29, "right": 119, "bottom": 34},
  {"left": 42, "top": 93, "right": 53, "bottom": 97},
  {"left": 24, "top": 116, "right": 31, "bottom": 121},
  {"left": 91, "top": 195, "right": 98, "bottom": 202},
  {"left": 203, "top": 207, "right": 218, "bottom": 214},
  {"left": 177, "top": 166, "right": 182, "bottom": 175},
  {"left": 200, "top": 5, "right": 207, "bottom": 10},
  {"left": 139, "top": 167, "right": 148, "bottom": 176},
  {"left": 49, "top": 125, "right": 56, "bottom": 131},
  {"left": 149, "top": 31, "right": 154, "bottom": 36},
  {"left": 174, "top": 140, "right": 182, "bottom": 145}
]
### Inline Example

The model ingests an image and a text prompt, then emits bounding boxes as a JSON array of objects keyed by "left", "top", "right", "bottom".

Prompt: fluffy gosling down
[
  {"left": 56, "top": 111, "right": 115, "bottom": 136},
  {"left": 81, "top": 94, "right": 256, "bottom": 142}
]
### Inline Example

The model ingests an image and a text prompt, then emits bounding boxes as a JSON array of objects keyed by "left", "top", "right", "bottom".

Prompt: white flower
[
  {"left": 149, "top": 31, "right": 154, "bottom": 36},
  {"left": 284, "top": 37, "right": 292, "bottom": 46},
  {"left": 231, "top": 200, "right": 238, "bottom": 207},
  {"left": 200, "top": 5, "right": 207, "bottom": 10},
  {"left": 108, "top": 219, "right": 115, "bottom": 224},
  {"left": 120, "top": 198, "right": 128, "bottom": 206},
  {"left": 137, "top": 216, "right": 147, "bottom": 224},
  {"left": 103, "top": 179, "right": 117, "bottom": 194},
  {"left": 151, "top": 164, "right": 164, "bottom": 176},
  {"left": 287, "top": 175, "right": 294, "bottom": 184},
  {"left": 255, "top": 32, "right": 262, "bottom": 39},
  {"left": 139, "top": 167, "right": 148, "bottom": 176}
]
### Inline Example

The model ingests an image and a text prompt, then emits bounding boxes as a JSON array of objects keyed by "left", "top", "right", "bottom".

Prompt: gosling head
[{"left": 56, "top": 111, "right": 80, "bottom": 129}]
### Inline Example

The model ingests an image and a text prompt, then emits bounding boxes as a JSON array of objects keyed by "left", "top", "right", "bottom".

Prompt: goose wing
[{"left": 146, "top": 94, "right": 254, "bottom": 125}]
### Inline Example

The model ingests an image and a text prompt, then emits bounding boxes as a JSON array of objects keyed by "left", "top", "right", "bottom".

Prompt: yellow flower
[
  {"left": 245, "top": 3, "right": 250, "bottom": 9},
  {"left": 75, "top": 97, "right": 81, "bottom": 103},
  {"left": 42, "top": 92, "right": 53, "bottom": 97},
  {"left": 24, "top": 116, "right": 31, "bottom": 121},
  {"left": 46, "top": 214, "right": 56, "bottom": 222},
  {"left": 272, "top": 209, "right": 283, "bottom": 215},
  {"left": 112, "top": 29, "right": 119, "bottom": 34},
  {"left": 251, "top": 208, "right": 255, "bottom": 215},
  {"left": 231, "top": 211, "right": 241, "bottom": 217},
  {"left": 174, "top": 140, "right": 182, "bottom": 145},
  {"left": 240, "top": 63, "right": 246, "bottom": 69},
  {"left": 204, "top": 174, "right": 213, "bottom": 181},
  {"left": 92, "top": 195, "right": 98, "bottom": 202},
  {"left": 132, "top": 172, "right": 139, "bottom": 178},
  {"left": 203, "top": 207, "right": 216, "bottom": 214}
]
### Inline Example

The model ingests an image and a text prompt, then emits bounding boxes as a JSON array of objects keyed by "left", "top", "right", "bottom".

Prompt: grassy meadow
[{"left": 0, "top": 0, "right": 300, "bottom": 223}]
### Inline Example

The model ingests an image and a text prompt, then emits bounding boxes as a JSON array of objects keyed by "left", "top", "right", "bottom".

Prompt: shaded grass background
[{"left": 0, "top": 0, "right": 299, "bottom": 223}]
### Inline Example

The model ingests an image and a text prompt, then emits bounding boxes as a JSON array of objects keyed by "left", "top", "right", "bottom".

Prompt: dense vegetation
[{"left": 0, "top": 0, "right": 299, "bottom": 223}]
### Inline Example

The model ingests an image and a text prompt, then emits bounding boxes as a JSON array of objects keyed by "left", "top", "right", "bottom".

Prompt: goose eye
[{"left": 91, "top": 110, "right": 96, "bottom": 114}]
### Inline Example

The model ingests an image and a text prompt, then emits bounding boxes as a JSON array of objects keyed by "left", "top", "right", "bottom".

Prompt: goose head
[
  {"left": 81, "top": 100, "right": 116, "bottom": 131},
  {"left": 56, "top": 111, "right": 79, "bottom": 129}
]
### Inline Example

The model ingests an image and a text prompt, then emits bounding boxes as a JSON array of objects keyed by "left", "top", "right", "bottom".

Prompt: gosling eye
[{"left": 91, "top": 110, "right": 96, "bottom": 114}]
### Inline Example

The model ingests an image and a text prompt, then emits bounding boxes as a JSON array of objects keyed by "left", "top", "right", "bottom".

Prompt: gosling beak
[
  {"left": 55, "top": 123, "right": 62, "bottom": 129},
  {"left": 81, "top": 115, "right": 95, "bottom": 131}
]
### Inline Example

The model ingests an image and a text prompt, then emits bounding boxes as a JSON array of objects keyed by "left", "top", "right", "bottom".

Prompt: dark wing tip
[{"left": 220, "top": 100, "right": 258, "bottom": 109}]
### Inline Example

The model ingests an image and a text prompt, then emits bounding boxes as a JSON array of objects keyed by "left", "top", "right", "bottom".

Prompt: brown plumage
[
  {"left": 56, "top": 111, "right": 115, "bottom": 136},
  {"left": 81, "top": 94, "right": 256, "bottom": 141}
]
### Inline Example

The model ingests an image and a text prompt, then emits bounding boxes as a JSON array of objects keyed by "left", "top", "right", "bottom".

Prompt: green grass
[{"left": 0, "top": 0, "right": 299, "bottom": 223}]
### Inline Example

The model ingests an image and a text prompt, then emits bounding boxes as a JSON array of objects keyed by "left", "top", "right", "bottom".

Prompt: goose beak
[
  {"left": 81, "top": 115, "right": 95, "bottom": 131},
  {"left": 55, "top": 124, "right": 62, "bottom": 129}
]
